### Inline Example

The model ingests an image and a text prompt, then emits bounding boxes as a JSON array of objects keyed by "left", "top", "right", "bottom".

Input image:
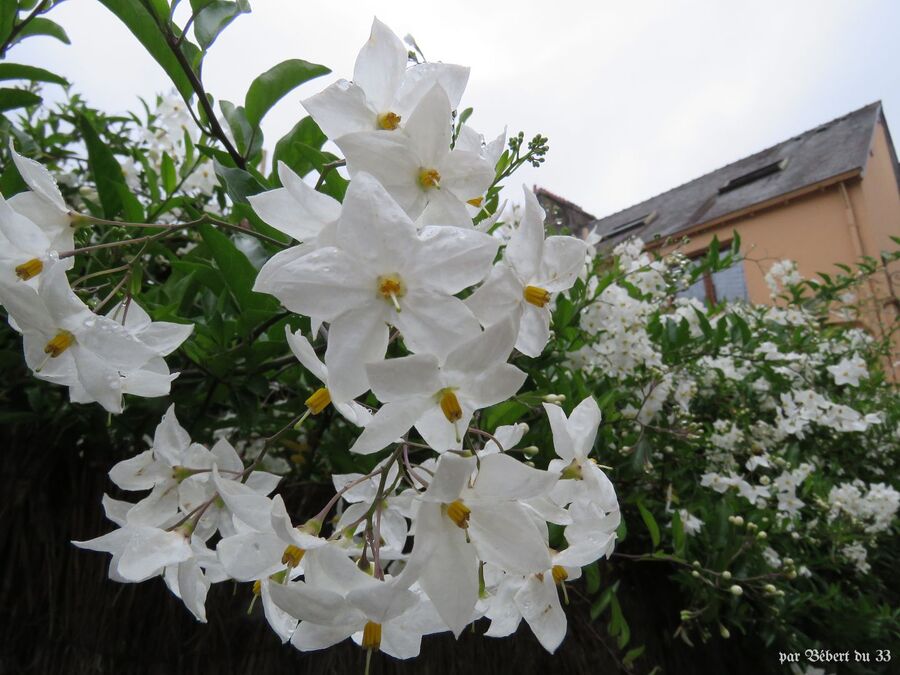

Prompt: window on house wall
[{"left": 677, "top": 244, "right": 749, "bottom": 304}]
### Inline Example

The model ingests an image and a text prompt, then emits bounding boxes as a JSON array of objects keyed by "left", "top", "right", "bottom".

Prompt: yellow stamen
[
  {"left": 305, "top": 387, "right": 331, "bottom": 415},
  {"left": 439, "top": 389, "right": 462, "bottom": 423},
  {"left": 445, "top": 499, "right": 471, "bottom": 529},
  {"left": 377, "top": 111, "right": 401, "bottom": 130},
  {"left": 523, "top": 285, "right": 551, "bottom": 308},
  {"left": 552, "top": 565, "right": 569, "bottom": 584},
  {"left": 418, "top": 168, "right": 441, "bottom": 189},
  {"left": 15, "top": 258, "right": 43, "bottom": 281},
  {"left": 377, "top": 273, "right": 406, "bottom": 312},
  {"left": 466, "top": 196, "right": 484, "bottom": 208},
  {"left": 252, "top": 579, "right": 262, "bottom": 596},
  {"left": 44, "top": 330, "right": 75, "bottom": 358},
  {"left": 281, "top": 545, "right": 305, "bottom": 568},
  {"left": 362, "top": 621, "right": 382, "bottom": 651}
]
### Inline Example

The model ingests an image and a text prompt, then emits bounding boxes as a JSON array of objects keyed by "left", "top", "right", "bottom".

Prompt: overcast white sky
[{"left": 11, "top": 0, "right": 900, "bottom": 219}]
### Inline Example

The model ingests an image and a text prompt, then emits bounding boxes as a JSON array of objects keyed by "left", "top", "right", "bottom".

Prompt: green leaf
[
  {"left": 212, "top": 160, "right": 264, "bottom": 204},
  {"left": 272, "top": 116, "right": 326, "bottom": 179},
  {"left": 623, "top": 645, "right": 646, "bottom": 667},
  {"left": 637, "top": 499, "right": 661, "bottom": 549},
  {"left": 97, "top": 0, "right": 194, "bottom": 101},
  {"left": 220, "top": 99, "right": 261, "bottom": 158},
  {"left": 244, "top": 59, "right": 330, "bottom": 129},
  {"left": 160, "top": 152, "right": 177, "bottom": 194},
  {"left": 590, "top": 582, "right": 619, "bottom": 620},
  {"left": 193, "top": 0, "right": 247, "bottom": 50},
  {"left": 77, "top": 114, "right": 130, "bottom": 219},
  {"left": 0, "top": 63, "right": 67, "bottom": 86},
  {"left": 0, "top": 88, "right": 41, "bottom": 113},
  {"left": 11, "top": 17, "right": 70, "bottom": 45},
  {"left": 671, "top": 509, "right": 686, "bottom": 557},
  {"left": 0, "top": 3, "right": 16, "bottom": 47},
  {"left": 584, "top": 561, "right": 600, "bottom": 594}
]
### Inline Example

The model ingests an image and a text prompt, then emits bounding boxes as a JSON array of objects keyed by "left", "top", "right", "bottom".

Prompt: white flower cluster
[
  {"left": 827, "top": 480, "right": 899, "bottom": 535},
  {"left": 765, "top": 259, "right": 802, "bottom": 296},
  {"left": 775, "top": 389, "right": 880, "bottom": 437},
  {"left": 67, "top": 18, "right": 620, "bottom": 658},
  {"left": 0, "top": 145, "right": 192, "bottom": 412}
]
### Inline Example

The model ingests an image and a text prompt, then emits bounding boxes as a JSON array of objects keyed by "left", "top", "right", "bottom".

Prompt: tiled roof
[{"left": 591, "top": 102, "right": 884, "bottom": 245}]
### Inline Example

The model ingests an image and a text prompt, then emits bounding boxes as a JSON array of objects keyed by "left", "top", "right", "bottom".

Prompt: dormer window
[
  {"left": 608, "top": 210, "right": 658, "bottom": 236},
  {"left": 718, "top": 158, "right": 789, "bottom": 194}
]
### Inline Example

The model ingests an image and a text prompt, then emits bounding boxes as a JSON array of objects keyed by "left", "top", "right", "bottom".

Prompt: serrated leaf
[
  {"left": 244, "top": 59, "right": 329, "bottom": 129},
  {"left": 0, "top": 63, "right": 67, "bottom": 85}
]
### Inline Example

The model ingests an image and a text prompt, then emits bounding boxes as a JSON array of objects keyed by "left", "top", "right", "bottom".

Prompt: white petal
[
  {"left": 505, "top": 186, "right": 545, "bottom": 281},
  {"left": 409, "top": 225, "right": 498, "bottom": 294},
  {"left": 365, "top": 352, "right": 441, "bottom": 402},
  {"left": 414, "top": 502, "right": 479, "bottom": 637},
  {"left": 397, "top": 62, "right": 470, "bottom": 113},
  {"left": 393, "top": 291, "right": 480, "bottom": 361},
  {"left": 323, "top": 303, "right": 389, "bottom": 402},
  {"left": 353, "top": 17, "right": 407, "bottom": 112},
  {"left": 254, "top": 246, "right": 374, "bottom": 321},
  {"left": 261, "top": 580, "right": 299, "bottom": 643},
  {"left": 402, "top": 84, "right": 452, "bottom": 167},
  {"left": 445, "top": 317, "right": 518, "bottom": 379},
  {"left": 117, "top": 528, "right": 192, "bottom": 582},
  {"left": 472, "top": 454, "right": 557, "bottom": 501},
  {"left": 290, "top": 621, "right": 356, "bottom": 652},
  {"left": 216, "top": 531, "right": 284, "bottom": 581},
  {"left": 464, "top": 363, "right": 527, "bottom": 408},
  {"left": 567, "top": 396, "right": 602, "bottom": 460},
  {"left": 465, "top": 263, "right": 524, "bottom": 328},
  {"left": 422, "top": 453, "right": 476, "bottom": 503},
  {"left": 268, "top": 580, "right": 359, "bottom": 626},
  {"left": 347, "top": 581, "right": 418, "bottom": 623},
  {"left": 335, "top": 132, "right": 426, "bottom": 217},
  {"left": 349, "top": 398, "right": 431, "bottom": 455},
  {"left": 515, "top": 303, "right": 551, "bottom": 357},
  {"left": 543, "top": 402, "right": 575, "bottom": 462},
  {"left": 335, "top": 171, "right": 419, "bottom": 270},
  {"left": 437, "top": 150, "right": 494, "bottom": 203},
  {"left": 285, "top": 326, "right": 327, "bottom": 382},
  {"left": 108, "top": 450, "right": 166, "bottom": 491},
  {"left": 468, "top": 502, "right": 551, "bottom": 574},
  {"left": 302, "top": 79, "right": 376, "bottom": 139},
  {"left": 10, "top": 141, "right": 67, "bottom": 211},
  {"left": 177, "top": 558, "right": 210, "bottom": 622},
  {"left": 212, "top": 467, "right": 273, "bottom": 531},
  {"left": 537, "top": 235, "right": 587, "bottom": 292},
  {"left": 514, "top": 574, "right": 567, "bottom": 653}
]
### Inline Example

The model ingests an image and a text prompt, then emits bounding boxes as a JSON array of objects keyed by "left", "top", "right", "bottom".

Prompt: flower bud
[
  {"left": 722, "top": 571, "right": 732, "bottom": 580},
  {"left": 719, "top": 625, "right": 730, "bottom": 639},
  {"left": 730, "top": 585, "right": 743, "bottom": 597}
]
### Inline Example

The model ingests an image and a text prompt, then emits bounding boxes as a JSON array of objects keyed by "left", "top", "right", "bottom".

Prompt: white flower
[
  {"left": 398, "top": 453, "right": 557, "bottom": 636},
  {"left": 303, "top": 18, "right": 469, "bottom": 140},
  {"left": 254, "top": 172, "right": 497, "bottom": 401},
  {"left": 0, "top": 261, "right": 159, "bottom": 412},
  {"left": 543, "top": 396, "right": 618, "bottom": 512},
  {"left": 350, "top": 318, "right": 526, "bottom": 454},
  {"left": 8, "top": 140, "right": 79, "bottom": 251},
  {"left": 335, "top": 84, "right": 494, "bottom": 228},
  {"left": 285, "top": 326, "right": 372, "bottom": 426},
  {"left": 268, "top": 545, "right": 443, "bottom": 659},
  {"left": 248, "top": 161, "right": 341, "bottom": 243},
  {"left": 467, "top": 186, "right": 587, "bottom": 356},
  {"left": 827, "top": 355, "right": 867, "bottom": 387}
]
